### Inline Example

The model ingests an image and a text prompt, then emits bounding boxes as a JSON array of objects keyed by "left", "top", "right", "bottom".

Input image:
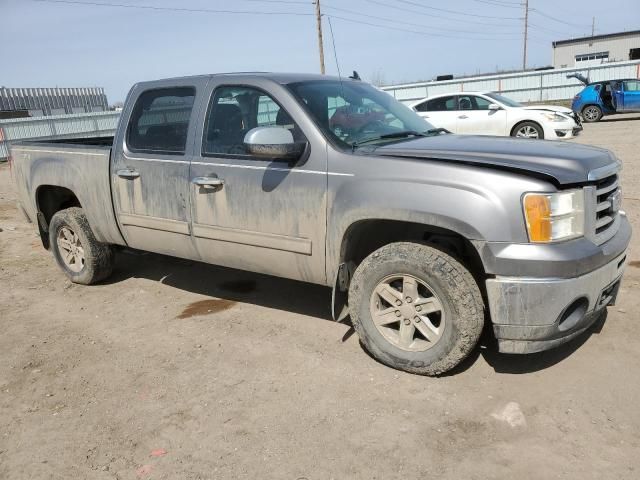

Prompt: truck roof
[{"left": 133, "top": 72, "right": 346, "bottom": 89}]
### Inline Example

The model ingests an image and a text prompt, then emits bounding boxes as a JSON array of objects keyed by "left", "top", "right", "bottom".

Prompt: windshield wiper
[{"left": 351, "top": 130, "right": 428, "bottom": 150}]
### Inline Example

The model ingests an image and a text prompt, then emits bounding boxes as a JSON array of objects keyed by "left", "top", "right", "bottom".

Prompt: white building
[{"left": 552, "top": 30, "right": 640, "bottom": 68}]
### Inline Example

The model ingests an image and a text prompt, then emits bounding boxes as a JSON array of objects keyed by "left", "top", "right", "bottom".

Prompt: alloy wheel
[{"left": 369, "top": 274, "right": 446, "bottom": 352}]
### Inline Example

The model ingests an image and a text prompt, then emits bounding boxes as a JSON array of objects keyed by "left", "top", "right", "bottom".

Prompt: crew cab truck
[{"left": 10, "top": 73, "right": 631, "bottom": 375}]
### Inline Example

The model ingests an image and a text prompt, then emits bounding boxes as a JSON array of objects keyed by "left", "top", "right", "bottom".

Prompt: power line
[
  {"left": 322, "top": 4, "right": 522, "bottom": 35},
  {"left": 364, "top": 0, "right": 521, "bottom": 27},
  {"left": 392, "top": 0, "right": 523, "bottom": 20},
  {"left": 33, "top": 0, "right": 315, "bottom": 15},
  {"left": 531, "top": 8, "right": 591, "bottom": 29},
  {"left": 470, "top": 0, "right": 521, "bottom": 8},
  {"left": 326, "top": 14, "right": 522, "bottom": 41}
]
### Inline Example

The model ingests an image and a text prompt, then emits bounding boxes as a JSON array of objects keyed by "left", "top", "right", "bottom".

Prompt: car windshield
[
  {"left": 485, "top": 92, "right": 522, "bottom": 108},
  {"left": 287, "top": 80, "right": 436, "bottom": 149}
]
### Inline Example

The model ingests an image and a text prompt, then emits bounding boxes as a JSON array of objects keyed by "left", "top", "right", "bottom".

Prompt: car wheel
[
  {"left": 512, "top": 121, "right": 544, "bottom": 139},
  {"left": 582, "top": 105, "right": 603, "bottom": 123},
  {"left": 49, "top": 207, "right": 114, "bottom": 285},
  {"left": 348, "top": 242, "right": 484, "bottom": 376}
]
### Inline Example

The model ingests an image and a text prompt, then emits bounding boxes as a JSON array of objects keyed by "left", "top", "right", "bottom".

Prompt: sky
[{"left": 2, "top": 0, "right": 639, "bottom": 103}]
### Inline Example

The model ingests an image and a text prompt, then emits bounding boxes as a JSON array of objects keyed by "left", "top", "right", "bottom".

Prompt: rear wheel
[
  {"left": 511, "top": 121, "right": 544, "bottom": 139},
  {"left": 49, "top": 207, "right": 114, "bottom": 285},
  {"left": 582, "top": 105, "right": 603, "bottom": 123},
  {"left": 348, "top": 242, "right": 484, "bottom": 376}
]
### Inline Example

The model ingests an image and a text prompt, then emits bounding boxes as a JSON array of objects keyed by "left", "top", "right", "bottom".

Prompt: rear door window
[
  {"left": 127, "top": 87, "right": 195, "bottom": 154},
  {"left": 425, "top": 96, "right": 458, "bottom": 112}
]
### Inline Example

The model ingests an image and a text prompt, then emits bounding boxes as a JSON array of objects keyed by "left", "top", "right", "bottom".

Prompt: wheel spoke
[
  {"left": 374, "top": 307, "right": 400, "bottom": 327},
  {"left": 64, "top": 250, "right": 74, "bottom": 264},
  {"left": 398, "top": 321, "right": 415, "bottom": 348},
  {"left": 402, "top": 276, "right": 418, "bottom": 301},
  {"left": 414, "top": 296, "right": 442, "bottom": 314},
  {"left": 414, "top": 318, "right": 440, "bottom": 342},
  {"left": 374, "top": 283, "right": 402, "bottom": 306},
  {"left": 58, "top": 238, "right": 72, "bottom": 250}
]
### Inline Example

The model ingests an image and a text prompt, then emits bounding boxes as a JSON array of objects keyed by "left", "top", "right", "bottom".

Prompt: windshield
[
  {"left": 485, "top": 92, "right": 522, "bottom": 108},
  {"left": 287, "top": 80, "right": 435, "bottom": 149}
]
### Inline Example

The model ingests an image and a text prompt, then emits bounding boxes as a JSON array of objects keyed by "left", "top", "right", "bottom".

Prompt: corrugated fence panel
[{"left": 383, "top": 60, "right": 640, "bottom": 105}]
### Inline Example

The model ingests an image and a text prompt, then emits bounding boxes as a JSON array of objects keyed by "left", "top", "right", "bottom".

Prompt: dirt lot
[{"left": 1, "top": 115, "right": 639, "bottom": 480}]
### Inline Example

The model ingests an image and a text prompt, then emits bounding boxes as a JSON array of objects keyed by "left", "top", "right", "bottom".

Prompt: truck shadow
[
  {"left": 106, "top": 249, "right": 608, "bottom": 376},
  {"left": 106, "top": 250, "right": 335, "bottom": 322}
]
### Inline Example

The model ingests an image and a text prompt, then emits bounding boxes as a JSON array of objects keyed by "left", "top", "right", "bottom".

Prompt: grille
[{"left": 594, "top": 174, "right": 620, "bottom": 239}]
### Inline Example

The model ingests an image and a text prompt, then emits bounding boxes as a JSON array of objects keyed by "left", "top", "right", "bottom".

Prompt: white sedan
[{"left": 410, "top": 92, "right": 581, "bottom": 140}]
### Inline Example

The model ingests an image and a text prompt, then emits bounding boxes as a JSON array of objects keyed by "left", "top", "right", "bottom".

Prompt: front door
[
  {"left": 456, "top": 94, "right": 507, "bottom": 135},
  {"left": 620, "top": 80, "right": 640, "bottom": 112},
  {"left": 111, "top": 82, "right": 203, "bottom": 259},
  {"left": 189, "top": 82, "right": 327, "bottom": 284}
]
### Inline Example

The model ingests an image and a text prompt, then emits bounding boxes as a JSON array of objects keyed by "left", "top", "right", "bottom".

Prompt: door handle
[
  {"left": 116, "top": 168, "right": 140, "bottom": 179},
  {"left": 192, "top": 176, "right": 225, "bottom": 190},
  {"left": 458, "top": 115, "right": 469, "bottom": 119}
]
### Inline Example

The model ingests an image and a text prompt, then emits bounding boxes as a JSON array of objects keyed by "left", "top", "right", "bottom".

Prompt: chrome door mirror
[
  {"left": 488, "top": 103, "right": 501, "bottom": 111},
  {"left": 243, "top": 127, "right": 306, "bottom": 160}
]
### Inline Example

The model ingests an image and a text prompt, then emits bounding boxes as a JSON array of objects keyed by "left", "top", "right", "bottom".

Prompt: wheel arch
[
  {"left": 510, "top": 119, "right": 544, "bottom": 137},
  {"left": 331, "top": 218, "right": 487, "bottom": 321},
  {"left": 35, "top": 185, "right": 82, "bottom": 249}
]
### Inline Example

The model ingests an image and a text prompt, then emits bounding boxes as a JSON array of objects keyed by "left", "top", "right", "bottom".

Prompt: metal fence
[
  {"left": 0, "top": 111, "right": 120, "bottom": 161},
  {"left": 0, "top": 87, "right": 109, "bottom": 117},
  {"left": 382, "top": 60, "right": 640, "bottom": 105}
]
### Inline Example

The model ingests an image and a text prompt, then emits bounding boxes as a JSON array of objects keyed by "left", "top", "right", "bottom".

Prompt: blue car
[{"left": 570, "top": 74, "right": 640, "bottom": 122}]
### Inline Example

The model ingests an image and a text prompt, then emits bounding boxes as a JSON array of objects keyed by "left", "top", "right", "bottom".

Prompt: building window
[{"left": 575, "top": 51, "right": 609, "bottom": 62}]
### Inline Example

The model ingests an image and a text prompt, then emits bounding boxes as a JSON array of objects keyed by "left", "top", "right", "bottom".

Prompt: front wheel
[
  {"left": 348, "top": 242, "right": 484, "bottom": 376},
  {"left": 511, "top": 121, "right": 544, "bottom": 139},
  {"left": 49, "top": 207, "right": 114, "bottom": 285},
  {"left": 582, "top": 105, "right": 603, "bottom": 123}
]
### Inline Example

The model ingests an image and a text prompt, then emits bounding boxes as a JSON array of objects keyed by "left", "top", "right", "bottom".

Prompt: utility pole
[
  {"left": 522, "top": 0, "right": 529, "bottom": 70},
  {"left": 591, "top": 16, "right": 595, "bottom": 37},
  {"left": 315, "top": 0, "right": 325, "bottom": 74}
]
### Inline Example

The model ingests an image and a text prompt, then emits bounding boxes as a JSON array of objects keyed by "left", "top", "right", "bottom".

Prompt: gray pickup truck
[{"left": 10, "top": 73, "right": 631, "bottom": 375}]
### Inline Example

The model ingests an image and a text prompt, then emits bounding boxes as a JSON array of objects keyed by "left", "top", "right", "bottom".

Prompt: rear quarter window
[{"left": 127, "top": 87, "right": 195, "bottom": 154}]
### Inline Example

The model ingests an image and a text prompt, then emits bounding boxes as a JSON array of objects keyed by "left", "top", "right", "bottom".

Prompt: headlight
[
  {"left": 523, "top": 189, "right": 585, "bottom": 242},
  {"left": 541, "top": 112, "right": 567, "bottom": 122}
]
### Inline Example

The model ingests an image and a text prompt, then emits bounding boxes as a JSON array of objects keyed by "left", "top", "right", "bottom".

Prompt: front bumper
[
  {"left": 485, "top": 216, "right": 631, "bottom": 354},
  {"left": 544, "top": 120, "right": 582, "bottom": 139}
]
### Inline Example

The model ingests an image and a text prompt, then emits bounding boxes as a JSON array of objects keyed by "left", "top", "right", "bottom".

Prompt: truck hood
[{"left": 371, "top": 134, "right": 619, "bottom": 185}]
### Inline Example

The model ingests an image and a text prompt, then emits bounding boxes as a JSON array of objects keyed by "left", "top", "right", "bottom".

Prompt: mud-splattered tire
[
  {"left": 49, "top": 207, "right": 114, "bottom": 285},
  {"left": 348, "top": 242, "right": 484, "bottom": 376}
]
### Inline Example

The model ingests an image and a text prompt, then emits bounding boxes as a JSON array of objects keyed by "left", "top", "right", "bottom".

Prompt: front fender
[{"left": 325, "top": 158, "right": 554, "bottom": 283}]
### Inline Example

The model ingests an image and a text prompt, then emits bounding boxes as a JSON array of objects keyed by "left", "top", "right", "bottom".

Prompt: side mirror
[
  {"left": 488, "top": 103, "right": 501, "bottom": 111},
  {"left": 243, "top": 126, "right": 306, "bottom": 161}
]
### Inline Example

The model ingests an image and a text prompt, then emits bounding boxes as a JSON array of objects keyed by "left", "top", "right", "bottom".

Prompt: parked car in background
[
  {"left": 410, "top": 91, "right": 581, "bottom": 139},
  {"left": 570, "top": 76, "right": 640, "bottom": 122}
]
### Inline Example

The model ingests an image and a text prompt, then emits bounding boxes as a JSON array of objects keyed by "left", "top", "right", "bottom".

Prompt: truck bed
[{"left": 9, "top": 140, "right": 125, "bottom": 246}]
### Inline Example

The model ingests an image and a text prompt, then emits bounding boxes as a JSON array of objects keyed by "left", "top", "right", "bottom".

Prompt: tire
[
  {"left": 582, "top": 105, "right": 603, "bottom": 123},
  {"left": 348, "top": 242, "right": 484, "bottom": 376},
  {"left": 49, "top": 207, "right": 114, "bottom": 285},
  {"left": 511, "top": 121, "right": 544, "bottom": 139}
]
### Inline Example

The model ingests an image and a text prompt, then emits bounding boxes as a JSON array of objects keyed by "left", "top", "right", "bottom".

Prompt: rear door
[
  {"left": 414, "top": 95, "right": 459, "bottom": 133},
  {"left": 456, "top": 94, "right": 507, "bottom": 135},
  {"left": 111, "top": 79, "right": 207, "bottom": 258},
  {"left": 620, "top": 80, "right": 640, "bottom": 111},
  {"left": 188, "top": 80, "right": 328, "bottom": 284}
]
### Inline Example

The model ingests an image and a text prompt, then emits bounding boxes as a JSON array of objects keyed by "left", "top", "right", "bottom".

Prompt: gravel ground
[{"left": 1, "top": 114, "right": 639, "bottom": 479}]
